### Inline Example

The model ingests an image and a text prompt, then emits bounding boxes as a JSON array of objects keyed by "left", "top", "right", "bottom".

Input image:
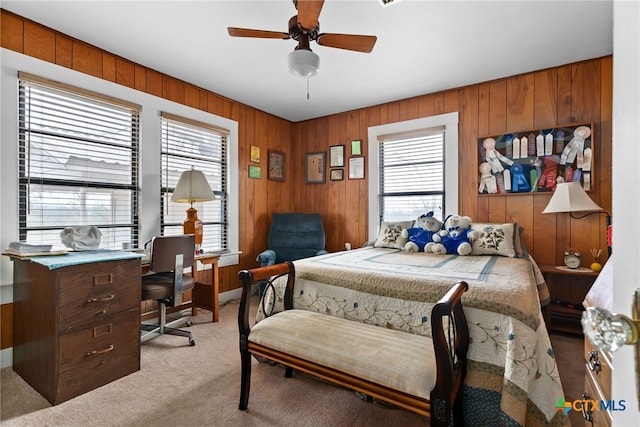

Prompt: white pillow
[
  {"left": 470, "top": 223, "right": 516, "bottom": 257},
  {"left": 374, "top": 221, "right": 413, "bottom": 249}
]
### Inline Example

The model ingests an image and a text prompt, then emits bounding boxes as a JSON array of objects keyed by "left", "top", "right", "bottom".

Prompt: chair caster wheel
[
  {"left": 189, "top": 338, "right": 196, "bottom": 346},
  {"left": 186, "top": 320, "right": 193, "bottom": 327}
]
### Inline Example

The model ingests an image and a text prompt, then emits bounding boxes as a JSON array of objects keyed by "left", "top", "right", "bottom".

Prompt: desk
[{"left": 141, "top": 253, "right": 220, "bottom": 323}]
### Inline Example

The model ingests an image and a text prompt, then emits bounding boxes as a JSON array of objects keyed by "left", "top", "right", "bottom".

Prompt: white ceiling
[{"left": 2, "top": 0, "right": 613, "bottom": 122}]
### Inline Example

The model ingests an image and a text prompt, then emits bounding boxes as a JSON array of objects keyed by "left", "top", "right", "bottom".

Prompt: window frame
[
  {"left": 367, "top": 112, "right": 459, "bottom": 240},
  {"left": 17, "top": 73, "right": 140, "bottom": 249},
  {"left": 1, "top": 50, "right": 240, "bottom": 294},
  {"left": 160, "top": 112, "right": 229, "bottom": 252}
]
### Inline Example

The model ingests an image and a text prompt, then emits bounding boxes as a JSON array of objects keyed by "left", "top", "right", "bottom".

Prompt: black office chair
[{"left": 141, "top": 234, "right": 196, "bottom": 346}]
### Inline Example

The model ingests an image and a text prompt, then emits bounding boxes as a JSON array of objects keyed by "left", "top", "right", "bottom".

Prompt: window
[
  {"left": 378, "top": 128, "right": 445, "bottom": 222},
  {"left": 368, "top": 113, "right": 459, "bottom": 239},
  {"left": 160, "top": 113, "right": 228, "bottom": 252},
  {"left": 18, "top": 73, "right": 140, "bottom": 249}
]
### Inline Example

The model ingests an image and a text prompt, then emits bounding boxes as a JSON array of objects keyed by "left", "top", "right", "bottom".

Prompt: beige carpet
[{"left": 1, "top": 296, "right": 583, "bottom": 427}]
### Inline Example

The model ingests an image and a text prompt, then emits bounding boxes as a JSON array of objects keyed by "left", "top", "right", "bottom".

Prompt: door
[{"left": 611, "top": 1, "right": 640, "bottom": 424}]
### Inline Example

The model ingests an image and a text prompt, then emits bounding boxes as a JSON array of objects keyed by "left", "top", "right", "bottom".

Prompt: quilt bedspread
[{"left": 256, "top": 247, "right": 568, "bottom": 426}]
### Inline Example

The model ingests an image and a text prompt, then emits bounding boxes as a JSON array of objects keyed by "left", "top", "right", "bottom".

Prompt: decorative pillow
[
  {"left": 374, "top": 221, "right": 413, "bottom": 249},
  {"left": 470, "top": 223, "right": 516, "bottom": 257}
]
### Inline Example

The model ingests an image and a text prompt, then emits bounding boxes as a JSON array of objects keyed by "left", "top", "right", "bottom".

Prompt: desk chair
[{"left": 141, "top": 234, "right": 196, "bottom": 346}]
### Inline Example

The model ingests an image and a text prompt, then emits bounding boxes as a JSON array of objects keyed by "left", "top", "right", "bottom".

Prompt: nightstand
[{"left": 538, "top": 264, "right": 599, "bottom": 334}]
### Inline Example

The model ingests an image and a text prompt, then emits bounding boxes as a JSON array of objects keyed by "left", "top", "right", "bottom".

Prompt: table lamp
[
  {"left": 542, "top": 181, "right": 604, "bottom": 217},
  {"left": 171, "top": 166, "right": 215, "bottom": 249},
  {"left": 542, "top": 181, "right": 612, "bottom": 260}
]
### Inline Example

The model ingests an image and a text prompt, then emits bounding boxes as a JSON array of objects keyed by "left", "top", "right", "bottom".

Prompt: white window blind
[
  {"left": 18, "top": 73, "right": 140, "bottom": 249},
  {"left": 160, "top": 113, "right": 228, "bottom": 252},
  {"left": 378, "top": 127, "right": 445, "bottom": 222}
]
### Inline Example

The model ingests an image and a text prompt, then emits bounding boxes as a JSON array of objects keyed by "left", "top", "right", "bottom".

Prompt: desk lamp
[{"left": 171, "top": 166, "right": 215, "bottom": 250}]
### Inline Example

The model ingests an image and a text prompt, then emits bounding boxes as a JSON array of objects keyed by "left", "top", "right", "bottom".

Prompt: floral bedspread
[{"left": 256, "top": 247, "right": 569, "bottom": 426}]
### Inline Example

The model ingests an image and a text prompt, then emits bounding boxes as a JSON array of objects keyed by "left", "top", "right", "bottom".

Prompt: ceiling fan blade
[
  {"left": 296, "top": 0, "right": 325, "bottom": 30},
  {"left": 227, "top": 27, "right": 290, "bottom": 40},
  {"left": 317, "top": 33, "right": 377, "bottom": 53}
]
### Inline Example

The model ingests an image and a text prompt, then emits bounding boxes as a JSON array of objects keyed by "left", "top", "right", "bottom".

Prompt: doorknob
[
  {"left": 582, "top": 304, "right": 640, "bottom": 352},
  {"left": 582, "top": 289, "right": 640, "bottom": 409}
]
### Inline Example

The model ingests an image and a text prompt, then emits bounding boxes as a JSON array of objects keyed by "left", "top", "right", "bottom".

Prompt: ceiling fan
[{"left": 227, "top": 0, "right": 377, "bottom": 78}]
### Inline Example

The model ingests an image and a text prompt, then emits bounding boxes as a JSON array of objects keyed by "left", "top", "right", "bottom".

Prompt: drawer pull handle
[
  {"left": 87, "top": 294, "right": 115, "bottom": 303},
  {"left": 85, "top": 344, "right": 114, "bottom": 357},
  {"left": 581, "top": 392, "right": 594, "bottom": 424},
  {"left": 588, "top": 350, "right": 601, "bottom": 373}
]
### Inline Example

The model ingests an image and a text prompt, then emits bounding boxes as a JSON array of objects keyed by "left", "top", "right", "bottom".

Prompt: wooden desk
[
  {"left": 192, "top": 254, "right": 220, "bottom": 322},
  {"left": 141, "top": 253, "right": 220, "bottom": 323}
]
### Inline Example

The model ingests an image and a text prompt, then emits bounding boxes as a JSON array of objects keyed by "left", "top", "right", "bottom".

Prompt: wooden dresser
[
  {"left": 581, "top": 260, "right": 613, "bottom": 426},
  {"left": 11, "top": 252, "right": 141, "bottom": 405}
]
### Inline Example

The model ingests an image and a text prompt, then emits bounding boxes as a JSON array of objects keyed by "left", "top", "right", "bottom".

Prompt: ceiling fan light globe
[{"left": 288, "top": 49, "right": 320, "bottom": 78}]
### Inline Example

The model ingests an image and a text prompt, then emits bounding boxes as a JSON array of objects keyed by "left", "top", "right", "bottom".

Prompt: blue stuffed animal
[
  {"left": 427, "top": 215, "right": 477, "bottom": 255},
  {"left": 401, "top": 212, "right": 443, "bottom": 252}
]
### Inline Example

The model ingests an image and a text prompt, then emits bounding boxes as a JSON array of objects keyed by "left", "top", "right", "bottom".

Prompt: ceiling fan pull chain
[{"left": 307, "top": 77, "right": 310, "bottom": 100}]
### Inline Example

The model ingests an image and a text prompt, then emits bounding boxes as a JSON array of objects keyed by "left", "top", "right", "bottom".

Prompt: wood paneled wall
[
  {"left": 293, "top": 58, "right": 612, "bottom": 268},
  {"left": 1, "top": 9, "right": 612, "bottom": 351}
]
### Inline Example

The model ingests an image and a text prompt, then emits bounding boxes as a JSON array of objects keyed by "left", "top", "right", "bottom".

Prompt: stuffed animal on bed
[
  {"left": 427, "top": 215, "right": 477, "bottom": 256},
  {"left": 401, "top": 212, "right": 443, "bottom": 252}
]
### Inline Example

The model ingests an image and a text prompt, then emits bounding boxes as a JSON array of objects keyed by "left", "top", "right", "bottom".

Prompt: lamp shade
[
  {"left": 287, "top": 49, "right": 319, "bottom": 78},
  {"left": 171, "top": 168, "right": 215, "bottom": 204},
  {"left": 542, "top": 182, "right": 603, "bottom": 214}
]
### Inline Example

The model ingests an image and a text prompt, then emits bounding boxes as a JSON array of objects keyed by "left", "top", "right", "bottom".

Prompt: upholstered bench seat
[
  {"left": 238, "top": 262, "right": 469, "bottom": 427},
  {"left": 249, "top": 309, "right": 436, "bottom": 400}
]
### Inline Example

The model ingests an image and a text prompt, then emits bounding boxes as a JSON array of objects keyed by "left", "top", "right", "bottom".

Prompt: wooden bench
[{"left": 237, "top": 262, "right": 469, "bottom": 427}]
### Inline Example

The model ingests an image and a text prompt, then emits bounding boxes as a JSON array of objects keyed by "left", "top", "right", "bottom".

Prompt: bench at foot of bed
[{"left": 237, "top": 262, "right": 469, "bottom": 427}]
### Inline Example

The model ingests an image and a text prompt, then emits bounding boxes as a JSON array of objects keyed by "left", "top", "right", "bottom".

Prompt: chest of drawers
[
  {"left": 583, "top": 334, "right": 612, "bottom": 426},
  {"left": 12, "top": 256, "right": 141, "bottom": 405}
]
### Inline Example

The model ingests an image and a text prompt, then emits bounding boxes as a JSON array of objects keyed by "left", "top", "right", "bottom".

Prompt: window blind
[
  {"left": 18, "top": 73, "right": 140, "bottom": 249},
  {"left": 378, "top": 127, "right": 445, "bottom": 223},
  {"left": 160, "top": 113, "right": 228, "bottom": 251}
]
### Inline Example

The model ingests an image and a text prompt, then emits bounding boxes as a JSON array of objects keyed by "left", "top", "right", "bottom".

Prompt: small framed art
[
  {"left": 250, "top": 145, "right": 260, "bottom": 163},
  {"left": 348, "top": 156, "right": 365, "bottom": 179},
  {"left": 330, "top": 168, "right": 344, "bottom": 181},
  {"left": 329, "top": 145, "right": 345, "bottom": 167},
  {"left": 268, "top": 150, "right": 285, "bottom": 181},
  {"left": 248, "top": 165, "right": 261, "bottom": 179},
  {"left": 306, "top": 152, "right": 325, "bottom": 183},
  {"left": 351, "top": 139, "right": 362, "bottom": 156}
]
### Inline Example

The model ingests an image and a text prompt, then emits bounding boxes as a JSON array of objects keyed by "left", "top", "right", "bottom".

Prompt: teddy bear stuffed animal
[
  {"left": 427, "top": 215, "right": 477, "bottom": 255},
  {"left": 402, "top": 212, "right": 443, "bottom": 252}
]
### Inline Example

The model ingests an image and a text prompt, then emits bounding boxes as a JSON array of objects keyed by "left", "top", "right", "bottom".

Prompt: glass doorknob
[{"left": 582, "top": 306, "right": 640, "bottom": 352}]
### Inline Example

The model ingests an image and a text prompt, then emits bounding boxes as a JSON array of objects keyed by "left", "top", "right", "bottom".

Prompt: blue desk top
[{"left": 29, "top": 249, "right": 144, "bottom": 270}]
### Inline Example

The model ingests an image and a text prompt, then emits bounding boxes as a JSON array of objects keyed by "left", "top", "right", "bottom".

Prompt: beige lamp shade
[
  {"left": 542, "top": 182, "right": 603, "bottom": 214},
  {"left": 171, "top": 168, "right": 215, "bottom": 204}
]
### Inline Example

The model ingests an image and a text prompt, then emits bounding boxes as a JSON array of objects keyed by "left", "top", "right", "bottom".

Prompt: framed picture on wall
[
  {"left": 248, "top": 165, "right": 261, "bottom": 179},
  {"left": 348, "top": 156, "right": 365, "bottom": 179},
  {"left": 330, "top": 169, "right": 344, "bottom": 181},
  {"left": 268, "top": 150, "right": 285, "bottom": 181},
  {"left": 329, "top": 145, "right": 345, "bottom": 167},
  {"left": 250, "top": 145, "right": 260, "bottom": 163},
  {"left": 351, "top": 140, "right": 362, "bottom": 156},
  {"left": 306, "top": 152, "right": 325, "bottom": 183}
]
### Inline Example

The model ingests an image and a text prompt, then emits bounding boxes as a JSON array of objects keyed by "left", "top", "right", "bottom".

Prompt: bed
[{"left": 256, "top": 246, "right": 569, "bottom": 426}]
